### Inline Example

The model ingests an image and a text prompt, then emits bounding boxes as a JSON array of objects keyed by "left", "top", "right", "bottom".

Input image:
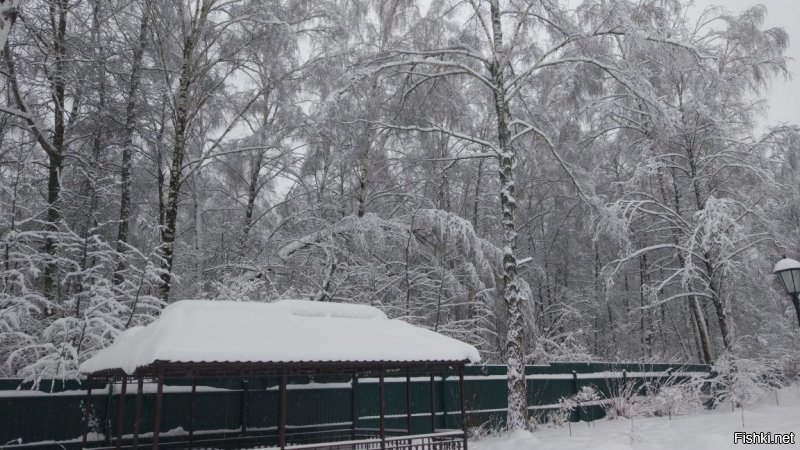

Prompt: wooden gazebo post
[
  {"left": 405, "top": 371, "right": 412, "bottom": 434},
  {"left": 153, "top": 369, "right": 165, "bottom": 449},
  {"left": 379, "top": 371, "right": 386, "bottom": 446},
  {"left": 115, "top": 376, "right": 128, "bottom": 449},
  {"left": 351, "top": 374, "right": 358, "bottom": 439},
  {"left": 279, "top": 372, "right": 287, "bottom": 450},
  {"left": 429, "top": 374, "right": 436, "bottom": 433},
  {"left": 132, "top": 375, "right": 143, "bottom": 449},
  {"left": 459, "top": 367, "right": 468, "bottom": 450},
  {"left": 240, "top": 376, "right": 249, "bottom": 434},
  {"left": 81, "top": 376, "right": 93, "bottom": 448},
  {"left": 440, "top": 375, "right": 448, "bottom": 427},
  {"left": 188, "top": 376, "right": 197, "bottom": 449}
]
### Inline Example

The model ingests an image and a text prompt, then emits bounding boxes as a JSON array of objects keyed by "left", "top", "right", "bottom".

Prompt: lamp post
[{"left": 773, "top": 258, "right": 800, "bottom": 327}]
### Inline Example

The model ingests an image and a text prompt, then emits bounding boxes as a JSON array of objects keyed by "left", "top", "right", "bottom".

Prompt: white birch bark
[{"left": 487, "top": 0, "right": 527, "bottom": 430}]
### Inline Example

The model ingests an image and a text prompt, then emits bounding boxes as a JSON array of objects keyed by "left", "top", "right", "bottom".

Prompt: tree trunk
[
  {"left": 192, "top": 171, "right": 203, "bottom": 252},
  {"left": 43, "top": 153, "right": 62, "bottom": 301},
  {"left": 688, "top": 295, "right": 713, "bottom": 363},
  {"left": 472, "top": 158, "right": 483, "bottom": 233},
  {"left": 683, "top": 134, "right": 734, "bottom": 354},
  {"left": 686, "top": 142, "right": 734, "bottom": 353},
  {"left": 655, "top": 166, "right": 713, "bottom": 363},
  {"left": 2, "top": 2, "right": 67, "bottom": 304},
  {"left": 355, "top": 74, "right": 380, "bottom": 218},
  {"left": 159, "top": 1, "right": 212, "bottom": 301},
  {"left": 154, "top": 102, "right": 168, "bottom": 230},
  {"left": 489, "top": 0, "right": 527, "bottom": 430},
  {"left": 4, "top": 167, "right": 20, "bottom": 274},
  {"left": 77, "top": 0, "right": 107, "bottom": 297},
  {"left": 639, "top": 254, "right": 656, "bottom": 358},
  {"left": 705, "top": 262, "right": 733, "bottom": 352},
  {"left": 437, "top": 135, "right": 451, "bottom": 211},
  {"left": 160, "top": 82, "right": 189, "bottom": 300},
  {"left": 116, "top": 0, "right": 151, "bottom": 256},
  {"left": 240, "top": 151, "right": 264, "bottom": 254},
  {"left": 43, "top": 0, "right": 69, "bottom": 301}
]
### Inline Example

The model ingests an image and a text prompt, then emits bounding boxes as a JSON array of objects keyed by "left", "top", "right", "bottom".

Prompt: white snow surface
[
  {"left": 774, "top": 258, "right": 800, "bottom": 272},
  {"left": 79, "top": 299, "right": 480, "bottom": 375},
  {"left": 472, "top": 386, "right": 800, "bottom": 450}
]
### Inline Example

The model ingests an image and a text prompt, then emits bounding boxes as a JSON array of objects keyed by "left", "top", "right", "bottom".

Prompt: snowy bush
[
  {"left": 601, "top": 372, "right": 709, "bottom": 420},
  {"left": 468, "top": 418, "right": 505, "bottom": 441},
  {"left": 603, "top": 381, "right": 635, "bottom": 420},
  {"left": 635, "top": 383, "right": 706, "bottom": 418},
  {"left": 552, "top": 396, "right": 577, "bottom": 425},
  {"left": 780, "top": 353, "right": 800, "bottom": 382},
  {"left": 545, "top": 385, "right": 604, "bottom": 434},
  {"left": 574, "top": 385, "right": 601, "bottom": 404},
  {"left": 708, "top": 354, "right": 784, "bottom": 409}
]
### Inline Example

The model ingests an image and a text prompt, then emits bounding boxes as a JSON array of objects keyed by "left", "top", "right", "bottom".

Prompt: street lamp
[{"left": 773, "top": 257, "right": 800, "bottom": 327}]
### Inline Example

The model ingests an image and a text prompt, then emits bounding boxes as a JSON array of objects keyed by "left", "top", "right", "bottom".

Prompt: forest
[{"left": 0, "top": 0, "right": 799, "bottom": 429}]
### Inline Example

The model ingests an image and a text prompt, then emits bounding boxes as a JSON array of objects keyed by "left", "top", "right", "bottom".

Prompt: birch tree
[
  {"left": 2, "top": 0, "right": 75, "bottom": 301},
  {"left": 150, "top": 0, "right": 270, "bottom": 300},
  {"left": 115, "top": 0, "right": 152, "bottom": 257},
  {"left": 372, "top": 0, "right": 686, "bottom": 428},
  {"left": 598, "top": 3, "right": 788, "bottom": 359}
]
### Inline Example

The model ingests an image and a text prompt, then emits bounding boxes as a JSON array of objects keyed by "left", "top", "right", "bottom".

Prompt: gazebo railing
[
  {"left": 262, "top": 430, "right": 467, "bottom": 450},
  {"left": 81, "top": 428, "right": 466, "bottom": 450}
]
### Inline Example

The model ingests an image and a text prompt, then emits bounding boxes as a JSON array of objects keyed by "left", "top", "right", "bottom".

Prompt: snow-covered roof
[
  {"left": 80, "top": 300, "right": 481, "bottom": 375},
  {"left": 774, "top": 258, "right": 800, "bottom": 273}
]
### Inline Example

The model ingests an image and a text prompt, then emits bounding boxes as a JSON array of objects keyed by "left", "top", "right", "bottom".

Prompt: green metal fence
[{"left": 0, "top": 362, "right": 710, "bottom": 449}]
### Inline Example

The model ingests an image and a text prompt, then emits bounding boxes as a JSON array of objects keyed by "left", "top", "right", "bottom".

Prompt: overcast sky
[{"left": 690, "top": 0, "right": 800, "bottom": 127}]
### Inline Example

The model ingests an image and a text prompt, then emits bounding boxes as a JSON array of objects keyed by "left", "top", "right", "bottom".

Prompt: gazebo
[{"left": 79, "top": 300, "right": 481, "bottom": 449}]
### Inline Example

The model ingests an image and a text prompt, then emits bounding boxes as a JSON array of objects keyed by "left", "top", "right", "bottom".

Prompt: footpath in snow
[{"left": 472, "top": 386, "right": 800, "bottom": 450}]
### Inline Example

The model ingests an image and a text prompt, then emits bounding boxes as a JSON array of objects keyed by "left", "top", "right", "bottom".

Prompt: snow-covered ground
[{"left": 472, "top": 386, "right": 800, "bottom": 450}]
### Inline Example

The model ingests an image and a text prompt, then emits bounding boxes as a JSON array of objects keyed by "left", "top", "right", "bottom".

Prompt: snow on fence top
[{"left": 80, "top": 300, "right": 481, "bottom": 375}]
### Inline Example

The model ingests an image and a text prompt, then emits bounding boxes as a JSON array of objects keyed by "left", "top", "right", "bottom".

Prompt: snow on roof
[
  {"left": 774, "top": 258, "right": 800, "bottom": 273},
  {"left": 80, "top": 300, "right": 481, "bottom": 375}
]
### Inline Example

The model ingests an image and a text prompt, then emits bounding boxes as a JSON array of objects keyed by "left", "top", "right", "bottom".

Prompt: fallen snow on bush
[{"left": 473, "top": 385, "right": 800, "bottom": 450}]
